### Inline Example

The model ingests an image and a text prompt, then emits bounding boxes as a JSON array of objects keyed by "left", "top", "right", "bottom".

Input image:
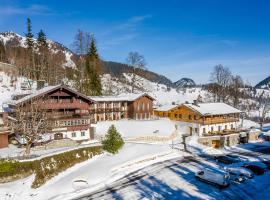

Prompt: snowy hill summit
[
  {"left": 173, "top": 78, "right": 196, "bottom": 89},
  {"left": 255, "top": 76, "right": 270, "bottom": 89}
]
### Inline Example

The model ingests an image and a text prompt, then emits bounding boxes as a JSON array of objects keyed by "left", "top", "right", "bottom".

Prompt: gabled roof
[
  {"left": 89, "top": 93, "right": 155, "bottom": 102},
  {"left": 183, "top": 102, "right": 243, "bottom": 116},
  {"left": 10, "top": 84, "right": 95, "bottom": 106},
  {"left": 154, "top": 104, "right": 178, "bottom": 112}
]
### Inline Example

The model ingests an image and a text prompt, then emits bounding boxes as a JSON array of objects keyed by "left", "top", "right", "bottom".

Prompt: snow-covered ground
[
  {"left": 0, "top": 143, "right": 178, "bottom": 200},
  {"left": 95, "top": 118, "right": 176, "bottom": 138}
]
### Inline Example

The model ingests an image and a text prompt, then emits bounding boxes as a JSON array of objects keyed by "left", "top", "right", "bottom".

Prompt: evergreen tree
[
  {"left": 25, "top": 18, "right": 34, "bottom": 49},
  {"left": 102, "top": 125, "right": 124, "bottom": 154},
  {"left": 37, "top": 29, "right": 49, "bottom": 81},
  {"left": 88, "top": 38, "right": 99, "bottom": 60},
  {"left": 37, "top": 30, "right": 48, "bottom": 49},
  {"left": 83, "top": 37, "right": 102, "bottom": 96}
]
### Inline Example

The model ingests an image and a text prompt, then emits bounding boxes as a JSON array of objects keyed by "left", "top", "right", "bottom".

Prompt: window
[
  {"left": 211, "top": 127, "right": 214, "bottom": 132},
  {"left": 194, "top": 115, "right": 197, "bottom": 120},
  {"left": 218, "top": 126, "right": 221, "bottom": 131},
  {"left": 175, "top": 114, "right": 178, "bottom": 118},
  {"left": 203, "top": 128, "right": 206, "bottom": 133},
  {"left": 179, "top": 114, "right": 182, "bottom": 119},
  {"left": 195, "top": 128, "right": 198, "bottom": 133},
  {"left": 137, "top": 103, "right": 140, "bottom": 111},
  {"left": 81, "top": 131, "right": 85, "bottom": 137},
  {"left": 231, "top": 124, "right": 234, "bottom": 129},
  {"left": 225, "top": 125, "right": 228, "bottom": 130},
  {"left": 72, "top": 132, "right": 76, "bottom": 137},
  {"left": 141, "top": 103, "right": 144, "bottom": 111},
  {"left": 147, "top": 102, "right": 150, "bottom": 110},
  {"left": 188, "top": 115, "right": 192, "bottom": 120}
]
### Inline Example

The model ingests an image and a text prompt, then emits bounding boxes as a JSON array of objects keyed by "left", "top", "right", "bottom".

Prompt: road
[{"left": 76, "top": 145, "right": 270, "bottom": 200}]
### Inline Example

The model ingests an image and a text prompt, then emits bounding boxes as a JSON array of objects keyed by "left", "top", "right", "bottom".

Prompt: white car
[
  {"left": 224, "top": 166, "right": 254, "bottom": 179},
  {"left": 195, "top": 169, "right": 230, "bottom": 188}
]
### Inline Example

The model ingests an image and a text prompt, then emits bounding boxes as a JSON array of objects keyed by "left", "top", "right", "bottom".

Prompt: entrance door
[
  {"left": 54, "top": 132, "right": 63, "bottom": 140},
  {"left": 212, "top": 140, "right": 220, "bottom": 148}
]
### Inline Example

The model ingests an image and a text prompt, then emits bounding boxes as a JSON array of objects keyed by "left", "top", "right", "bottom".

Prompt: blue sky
[{"left": 0, "top": 0, "right": 270, "bottom": 85}]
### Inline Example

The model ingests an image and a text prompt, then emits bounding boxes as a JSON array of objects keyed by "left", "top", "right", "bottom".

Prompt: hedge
[{"left": 0, "top": 146, "right": 102, "bottom": 188}]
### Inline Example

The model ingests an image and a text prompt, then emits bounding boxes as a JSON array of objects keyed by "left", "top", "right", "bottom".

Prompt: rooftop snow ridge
[{"left": 184, "top": 102, "right": 242, "bottom": 116}]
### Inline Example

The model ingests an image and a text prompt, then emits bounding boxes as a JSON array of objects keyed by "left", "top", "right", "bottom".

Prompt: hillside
[
  {"left": 0, "top": 32, "right": 178, "bottom": 87},
  {"left": 255, "top": 76, "right": 270, "bottom": 89}
]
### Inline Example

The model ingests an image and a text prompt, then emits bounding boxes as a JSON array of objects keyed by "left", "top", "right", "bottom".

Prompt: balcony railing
[
  {"left": 43, "top": 102, "right": 90, "bottom": 110},
  {"left": 201, "top": 118, "right": 239, "bottom": 125}
]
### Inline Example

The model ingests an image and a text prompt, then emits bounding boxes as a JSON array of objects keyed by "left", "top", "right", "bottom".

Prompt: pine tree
[
  {"left": 102, "top": 125, "right": 124, "bottom": 154},
  {"left": 83, "top": 37, "right": 102, "bottom": 96},
  {"left": 88, "top": 38, "right": 99, "bottom": 60},
  {"left": 25, "top": 18, "right": 34, "bottom": 49},
  {"left": 37, "top": 30, "right": 48, "bottom": 49},
  {"left": 37, "top": 29, "right": 49, "bottom": 81}
]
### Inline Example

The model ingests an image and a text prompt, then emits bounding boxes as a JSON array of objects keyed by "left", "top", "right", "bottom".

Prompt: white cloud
[{"left": 0, "top": 4, "right": 55, "bottom": 16}]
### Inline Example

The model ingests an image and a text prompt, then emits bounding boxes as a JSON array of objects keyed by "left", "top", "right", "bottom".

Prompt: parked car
[
  {"left": 224, "top": 166, "right": 254, "bottom": 179},
  {"left": 227, "top": 171, "right": 245, "bottom": 183},
  {"left": 262, "top": 160, "right": 270, "bottom": 170},
  {"left": 214, "top": 155, "right": 239, "bottom": 164},
  {"left": 195, "top": 169, "right": 230, "bottom": 188},
  {"left": 247, "top": 161, "right": 268, "bottom": 171},
  {"left": 242, "top": 164, "right": 264, "bottom": 175}
]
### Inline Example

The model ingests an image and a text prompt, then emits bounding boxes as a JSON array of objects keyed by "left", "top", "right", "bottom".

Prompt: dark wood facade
[
  {"left": 9, "top": 85, "right": 95, "bottom": 141},
  {"left": 128, "top": 95, "right": 154, "bottom": 120}
]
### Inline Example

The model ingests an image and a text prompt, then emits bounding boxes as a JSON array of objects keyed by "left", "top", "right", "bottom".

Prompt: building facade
[
  {"left": 90, "top": 93, "right": 155, "bottom": 122},
  {"left": 9, "top": 85, "right": 96, "bottom": 142},
  {"left": 154, "top": 102, "right": 242, "bottom": 136}
]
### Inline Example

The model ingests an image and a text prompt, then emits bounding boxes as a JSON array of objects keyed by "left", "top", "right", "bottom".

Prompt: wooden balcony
[
  {"left": 42, "top": 102, "right": 90, "bottom": 110},
  {"left": 200, "top": 118, "right": 240, "bottom": 125}
]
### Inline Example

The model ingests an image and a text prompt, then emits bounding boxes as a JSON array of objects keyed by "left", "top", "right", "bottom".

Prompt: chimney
[{"left": 37, "top": 80, "right": 46, "bottom": 90}]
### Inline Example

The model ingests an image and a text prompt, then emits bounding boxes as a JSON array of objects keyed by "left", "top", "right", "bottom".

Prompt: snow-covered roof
[
  {"left": 155, "top": 104, "right": 178, "bottom": 112},
  {"left": 10, "top": 84, "right": 94, "bottom": 105},
  {"left": 183, "top": 102, "right": 243, "bottom": 116},
  {"left": 89, "top": 93, "right": 155, "bottom": 102}
]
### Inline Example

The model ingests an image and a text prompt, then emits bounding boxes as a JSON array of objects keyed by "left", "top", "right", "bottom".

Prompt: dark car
[
  {"left": 242, "top": 164, "right": 264, "bottom": 175},
  {"left": 262, "top": 160, "right": 270, "bottom": 170},
  {"left": 214, "top": 155, "right": 239, "bottom": 164}
]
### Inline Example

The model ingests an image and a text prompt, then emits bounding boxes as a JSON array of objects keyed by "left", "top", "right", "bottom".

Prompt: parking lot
[{"left": 76, "top": 142, "right": 270, "bottom": 200}]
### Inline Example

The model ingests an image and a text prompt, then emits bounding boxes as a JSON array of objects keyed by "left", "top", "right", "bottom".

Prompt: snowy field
[
  {"left": 0, "top": 143, "right": 177, "bottom": 200},
  {"left": 95, "top": 118, "right": 176, "bottom": 138}
]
